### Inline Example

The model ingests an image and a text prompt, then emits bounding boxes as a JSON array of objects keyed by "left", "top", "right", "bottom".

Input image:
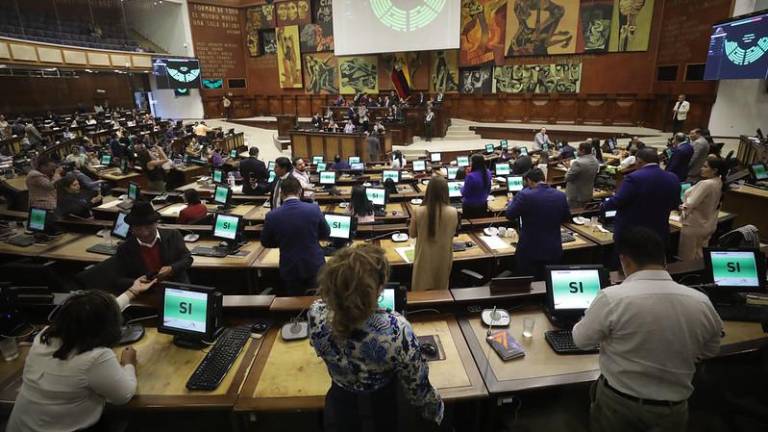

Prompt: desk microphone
[
  {"left": 281, "top": 306, "right": 310, "bottom": 341},
  {"left": 365, "top": 230, "right": 402, "bottom": 243}
]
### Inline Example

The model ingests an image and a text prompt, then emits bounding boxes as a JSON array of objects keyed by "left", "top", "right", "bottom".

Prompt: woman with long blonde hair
[
  {"left": 409, "top": 175, "right": 459, "bottom": 290},
  {"left": 308, "top": 244, "right": 443, "bottom": 431}
]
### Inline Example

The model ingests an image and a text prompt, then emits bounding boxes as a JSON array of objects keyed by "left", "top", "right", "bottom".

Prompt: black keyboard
[
  {"left": 186, "top": 327, "right": 251, "bottom": 391},
  {"left": 715, "top": 304, "right": 768, "bottom": 322},
  {"left": 545, "top": 330, "right": 599, "bottom": 355},
  {"left": 450, "top": 202, "right": 462, "bottom": 210},
  {"left": 560, "top": 232, "right": 576, "bottom": 243},
  {"left": 191, "top": 246, "right": 233, "bottom": 258},
  {"left": 7, "top": 234, "right": 34, "bottom": 247},
  {"left": 86, "top": 243, "right": 119, "bottom": 256}
]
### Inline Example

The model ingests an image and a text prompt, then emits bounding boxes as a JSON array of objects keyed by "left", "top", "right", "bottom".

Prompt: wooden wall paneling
[
  {"left": 309, "top": 96, "right": 324, "bottom": 117},
  {"left": 501, "top": 97, "right": 526, "bottom": 122},
  {"left": 292, "top": 134, "right": 309, "bottom": 159},
  {"left": 478, "top": 97, "right": 497, "bottom": 123},
  {"left": 310, "top": 135, "right": 325, "bottom": 158},
  {"left": 528, "top": 99, "right": 551, "bottom": 124},
  {"left": 581, "top": 97, "right": 607, "bottom": 125},
  {"left": 340, "top": 136, "right": 356, "bottom": 159},
  {"left": 296, "top": 96, "right": 311, "bottom": 117},
  {"left": 556, "top": 98, "right": 578, "bottom": 124},
  {"left": 324, "top": 136, "right": 340, "bottom": 159},
  {"left": 282, "top": 96, "right": 297, "bottom": 116},
  {"left": 254, "top": 96, "right": 269, "bottom": 116},
  {"left": 267, "top": 97, "right": 281, "bottom": 115}
]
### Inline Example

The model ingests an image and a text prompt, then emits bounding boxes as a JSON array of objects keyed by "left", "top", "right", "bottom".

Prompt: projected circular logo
[
  {"left": 369, "top": 0, "right": 446, "bottom": 32},
  {"left": 724, "top": 35, "right": 768, "bottom": 66}
]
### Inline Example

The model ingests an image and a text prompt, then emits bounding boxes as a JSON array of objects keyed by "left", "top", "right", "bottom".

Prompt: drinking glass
[{"left": 522, "top": 318, "right": 535, "bottom": 338}]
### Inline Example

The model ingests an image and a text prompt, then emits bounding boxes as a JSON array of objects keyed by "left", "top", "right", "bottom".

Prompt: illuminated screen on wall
[
  {"left": 704, "top": 10, "right": 768, "bottom": 80},
  {"left": 153, "top": 58, "right": 202, "bottom": 89},
  {"left": 333, "top": 0, "right": 460, "bottom": 56}
]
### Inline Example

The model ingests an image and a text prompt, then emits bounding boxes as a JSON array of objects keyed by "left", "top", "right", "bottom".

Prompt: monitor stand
[
  {"left": 217, "top": 205, "right": 232, "bottom": 214},
  {"left": 172, "top": 327, "right": 223, "bottom": 350}
]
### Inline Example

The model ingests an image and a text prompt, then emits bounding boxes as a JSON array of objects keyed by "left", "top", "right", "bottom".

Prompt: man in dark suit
[
  {"left": 511, "top": 147, "right": 533, "bottom": 175},
  {"left": 602, "top": 148, "right": 681, "bottom": 247},
  {"left": 269, "top": 157, "right": 294, "bottom": 209},
  {"left": 261, "top": 177, "right": 330, "bottom": 295},
  {"left": 665, "top": 133, "right": 693, "bottom": 182},
  {"left": 113, "top": 201, "right": 193, "bottom": 290},
  {"left": 505, "top": 168, "right": 571, "bottom": 280},
  {"left": 239, "top": 147, "right": 268, "bottom": 195}
]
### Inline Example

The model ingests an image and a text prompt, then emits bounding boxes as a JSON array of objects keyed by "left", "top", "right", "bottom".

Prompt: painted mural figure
[
  {"left": 508, "top": 0, "right": 573, "bottom": 56},
  {"left": 617, "top": 0, "right": 646, "bottom": 52},
  {"left": 340, "top": 59, "right": 377, "bottom": 93},
  {"left": 433, "top": 51, "right": 459, "bottom": 93},
  {"left": 305, "top": 56, "right": 337, "bottom": 93}
]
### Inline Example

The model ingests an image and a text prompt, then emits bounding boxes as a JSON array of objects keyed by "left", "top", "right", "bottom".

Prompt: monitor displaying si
[
  {"left": 448, "top": 181, "right": 463, "bottom": 198},
  {"left": 213, "top": 213, "right": 240, "bottom": 241},
  {"left": 750, "top": 163, "right": 768, "bottom": 181},
  {"left": 27, "top": 207, "right": 47, "bottom": 233},
  {"left": 507, "top": 176, "right": 524, "bottom": 192},
  {"left": 485, "top": 143, "right": 495, "bottom": 153},
  {"left": 229, "top": 149, "right": 238, "bottom": 158},
  {"left": 158, "top": 283, "right": 219, "bottom": 345},
  {"left": 496, "top": 163, "right": 511, "bottom": 176},
  {"left": 546, "top": 266, "right": 607, "bottom": 313},
  {"left": 319, "top": 171, "right": 336, "bottom": 185},
  {"left": 456, "top": 156, "right": 470, "bottom": 167},
  {"left": 111, "top": 212, "right": 130, "bottom": 240},
  {"left": 704, "top": 10, "right": 768, "bottom": 80},
  {"left": 430, "top": 152, "right": 442, "bottom": 163},
  {"left": 412, "top": 160, "right": 426, "bottom": 172},
  {"left": 212, "top": 169, "right": 223, "bottom": 184},
  {"left": 268, "top": 161, "right": 276, "bottom": 171},
  {"left": 680, "top": 182, "right": 692, "bottom": 201},
  {"left": 267, "top": 170, "right": 276, "bottom": 183},
  {"left": 127, "top": 182, "right": 140, "bottom": 201},
  {"left": 100, "top": 154, "right": 112, "bottom": 166},
  {"left": 213, "top": 185, "right": 231, "bottom": 206},
  {"left": 312, "top": 156, "right": 323, "bottom": 165},
  {"left": 382, "top": 170, "right": 400, "bottom": 183},
  {"left": 366, "top": 187, "right": 387, "bottom": 206},
  {"left": 704, "top": 249, "right": 766, "bottom": 291},
  {"left": 447, "top": 166, "right": 459, "bottom": 180},
  {"left": 501, "top": 140, "right": 509, "bottom": 150},
  {"left": 350, "top": 162, "right": 365, "bottom": 172},
  {"left": 324, "top": 213, "right": 354, "bottom": 240},
  {"left": 316, "top": 162, "right": 327, "bottom": 172},
  {"left": 348, "top": 156, "right": 361, "bottom": 164}
]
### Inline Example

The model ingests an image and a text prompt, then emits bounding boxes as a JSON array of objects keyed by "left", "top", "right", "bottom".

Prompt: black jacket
[
  {"left": 512, "top": 155, "right": 533, "bottom": 175},
  {"left": 114, "top": 229, "right": 192, "bottom": 288},
  {"left": 239, "top": 157, "right": 268, "bottom": 195}
]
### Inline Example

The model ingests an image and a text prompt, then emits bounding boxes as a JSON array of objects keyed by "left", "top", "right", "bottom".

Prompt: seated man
[{"left": 113, "top": 201, "right": 193, "bottom": 290}]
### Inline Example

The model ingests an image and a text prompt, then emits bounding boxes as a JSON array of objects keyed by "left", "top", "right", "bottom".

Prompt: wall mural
[
  {"left": 246, "top": 28, "right": 261, "bottom": 57},
  {"left": 380, "top": 52, "right": 429, "bottom": 91},
  {"left": 460, "top": 0, "right": 508, "bottom": 66},
  {"left": 275, "top": 0, "right": 312, "bottom": 27},
  {"left": 609, "top": 0, "right": 655, "bottom": 52},
  {"left": 261, "top": 30, "right": 277, "bottom": 55},
  {"left": 430, "top": 50, "right": 460, "bottom": 93},
  {"left": 300, "top": 23, "right": 334, "bottom": 52},
  {"left": 460, "top": 63, "right": 494, "bottom": 94},
  {"left": 247, "top": 4, "right": 276, "bottom": 29},
  {"left": 577, "top": 0, "right": 614, "bottom": 53},
  {"left": 338, "top": 56, "right": 378, "bottom": 94},
  {"left": 276, "top": 25, "right": 303, "bottom": 88},
  {"left": 505, "top": 0, "right": 580, "bottom": 57},
  {"left": 303, "top": 53, "right": 338, "bottom": 94},
  {"left": 494, "top": 62, "right": 581, "bottom": 93}
]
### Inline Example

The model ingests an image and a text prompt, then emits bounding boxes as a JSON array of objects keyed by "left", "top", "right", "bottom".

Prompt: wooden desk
[
  {"left": 723, "top": 185, "right": 768, "bottom": 241},
  {"left": 0, "top": 175, "right": 28, "bottom": 193},
  {"left": 474, "top": 229, "right": 595, "bottom": 257},
  {"left": 97, "top": 168, "right": 144, "bottom": 189},
  {"left": 324, "top": 203, "right": 408, "bottom": 224},
  {"left": 255, "top": 240, "right": 367, "bottom": 269},
  {"left": 94, "top": 196, "right": 171, "bottom": 216},
  {"left": 290, "top": 130, "right": 385, "bottom": 163},
  {"left": 668, "top": 210, "right": 735, "bottom": 230},
  {"left": 563, "top": 223, "right": 614, "bottom": 246},
  {"left": 0, "top": 232, "right": 83, "bottom": 259},
  {"left": 234, "top": 315, "right": 486, "bottom": 412},
  {"left": 379, "top": 233, "right": 491, "bottom": 266}
]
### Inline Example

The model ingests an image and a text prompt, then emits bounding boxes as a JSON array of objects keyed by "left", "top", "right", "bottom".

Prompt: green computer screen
[
  {"left": 551, "top": 269, "right": 602, "bottom": 310},
  {"left": 101, "top": 154, "right": 111, "bottom": 165},
  {"left": 268, "top": 170, "right": 276, "bottom": 183},
  {"left": 127, "top": 183, "right": 139, "bottom": 200},
  {"left": 412, "top": 160, "right": 426, "bottom": 172},
  {"left": 710, "top": 251, "right": 759, "bottom": 287},
  {"left": 320, "top": 171, "right": 336, "bottom": 185},
  {"left": 447, "top": 166, "right": 459, "bottom": 180},
  {"left": 230, "top": 149, "right": 238, "bottom": 158},
  {"left": 212, "top": 170, "right": 223, "bottom": 183},
  {"left": 383, "top": 170, "right": 399, "bottom": 183},
  {"left": 496, "top": 163, "right": 511, "bottom": 176},
  {"left": 214, "top": 186, "right": 229, "bottom": 204},
  {"left": 680, "top": 182, "right": 692, "bottom": 201},
  {"left": 501, "top": 140, "right": 508, "bottom": 149},
  {"left": 268, "top": 161, "right": 276, "bottom": 171},
  {"left": 520, "top": 147, "right": 528, "bottom": 155},
  {"left": 486, "top": 144, "right": 494, "bottom": 153},
  {"left": 456, "top": 156, "right": 469, "bottom": 167},
  {"left": 366, "top": 187, "right": 386, "bottom": 206},
  {"left": 752, "top": 164, "right": 768, "bottom": 180},
  {"left": 163, "top": 287, "right": 208, "bottom": 333},
  {"left": 28, "top": 208, "right": 47, "bottom": 232},
  {"left": 507, "top": 176, "right": 523, "bottom": 192},
  {"left": 312, "top": 156, "right": 324, "bottom": 165},
  {"left": 448, "top": 181, "right": 463, "bottom": 198},
  {"left": 325, "top": 214, "right": 352, "bottom": 239},
  {"left": 348, "top": 156, "right": 361, "bottom": 164},
  {"left": 316, "top": 162, "right": 327, "bottom": 172},
  {"left": 214, "top": 214, "right": 238, "bottom": 240},
  {"left": 431, "top": 153, "right": 441, "bottom": 162},
  {"left": 377, "top": 288, "right": 395, "bottom": 311}
]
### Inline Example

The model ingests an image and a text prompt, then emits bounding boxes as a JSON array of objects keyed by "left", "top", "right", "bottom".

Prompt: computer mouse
[
  {"left": 421, "top": 343, "right": 437, "bottom": 357},
  {"left": 465, "top": 241, "right": 476, "bottom": 248},
  {"left": 183, "top": 233, "right": 199, "bottom": 243},
  {"left": 251, "top": 322, "right": 269, "bottom": 333},
  {"left": 338, "top": 202, "right": 349, "bottom": 208},
  {"left": 410, "top": 198, "right": 423, "bottom": 205},
  {"left": 391, "top": 233, "right": 409, "bottom": 242},
  {"left": 483, "top": 227, "right": 499, "bottom": 236}
]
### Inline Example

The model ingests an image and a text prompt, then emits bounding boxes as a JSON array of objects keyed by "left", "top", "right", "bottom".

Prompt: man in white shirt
[
  {"left": 672, "top": 94, "right": 690, "bottom": 135},
  {"left": 534, "top": 127, "right": 552, "bottom": 151},
  {"left": 291, "top": 156, "right": 312, "bottom": 192},
  {"left": 573, "top": 227, "right": 722, "bottom": 432},
  {"left": 343, "top": 121, "right": 355, "bottom": 134}
]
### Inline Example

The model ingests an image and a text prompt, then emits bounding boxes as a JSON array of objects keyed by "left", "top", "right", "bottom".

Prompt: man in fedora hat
[{"left": 113, "top": 201, "right": 192, "bottom": 289}]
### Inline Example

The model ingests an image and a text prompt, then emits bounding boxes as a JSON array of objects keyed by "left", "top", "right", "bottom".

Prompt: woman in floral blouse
[{"left": 308, "top": 244, "right": 444, "bottom": 431}]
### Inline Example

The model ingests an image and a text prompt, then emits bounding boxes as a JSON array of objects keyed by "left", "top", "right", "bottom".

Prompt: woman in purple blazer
[{"left": 461, "top": 154, "right": 492, "bottom": 218}]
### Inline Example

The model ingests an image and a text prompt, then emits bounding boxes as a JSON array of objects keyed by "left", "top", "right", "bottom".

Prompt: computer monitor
[
  {"left": 545, "top": 265, "right": 608, "bottom": 324},
  {"left": 212, "top": 213, "right": 241, "bottom": 242},
  {"left": 312, "top": 156, "right": 324, "bottom": 165},
  {"left": 324, "top": 213, "right": 355, "bottom": 241},
  {"left": 447, "top": 166, "right": 459, "bottom": 180},
  {"left": 348, "top": 156, "right": 361, "bottom": 164},
  {"left": 456, "top": 156, "right": 470, "bottom": 168},
  {"left": 319, "top": 171, "right": 336, "bottom": 185},
  {"left": 267, "top": 170, "right": 276, "bottom": 183},
  {"left": 485, "top": 143, "right": 495, "bottom": 153},
  {"left": 601, "top": 208, "right": 617, "bottom": 224},
  {"left": 158, "top": 282, "right": 221, "bottom": 348},
  {"left": 382, "top": 170, "right": 400, "bottom": 183},
  {"left": 430, "top": 152, "right": 442, "bottom": 163},
  {"left": 229, "top": 149, "right": 238, "bottom": 158},
  {"left": 111, "top": 211, "right": 130, "bottom": 240},
  {"left": 213, "top": 185, "right": 232, "bottom": 208},
  {"left": 366, "top": 187, "right": 387, "bottom": 206},
  {"left": 412, "top": 160, "right": 426, "bottom": 172},
  {"left": 212, "top": 169, "right": 224, "bottom": 184},
  {"left": 127, "top": 182, "right": 140, "bottom": 201},
  {"left": 448, "top": 181, "right": 463, "bottom": 198},
  {"left": 27, "top": 207, "right": 48, "bottom": 233},
  {"left": 520, "top": 147, "right": 529, "bottom": 156},
  {"left": 495, "top": 163, "right": 511, "bottom": 176},
  {"left": 501, "top": 140, "right": 509, "bottom": 150},
  {"left": 507, "top": 176, "right": 524, "bottom": 192},
  {"left": 377, "top": 283, "right": 406, "bottom": 313},
  {"left": 316, "top": 162, "right": 327, "bottom": 172},
  {"left": 350, "top": 162, "right": 365, "bottom": 172},
  {"left": 100, "top": 154, "right": 112, "bottom": 166},
  {"left": 268, "top": 161, "right": 276, "bottom": 171},
  {"left": 680, "top": 182, "right": 692, "bottom": 201},
  {"left": 750, "top": 163, "right": 768, "bottom": 181},
  {"left": 704, "top": 249, "right": 766, "bottom": 292}
]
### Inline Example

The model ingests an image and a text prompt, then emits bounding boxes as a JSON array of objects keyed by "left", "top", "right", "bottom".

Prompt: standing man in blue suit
[
  {"left": 261, "top": 177, "right": 331, "bottom": 296},
  {"left": 505, "top": 168, "right": 571, "bottom": 280},
  {"left": 602, "top": 148, "right": 681, "bottom": 249},
  {"left": 665, "top": 133, "right": 693, "bottom": 182}
]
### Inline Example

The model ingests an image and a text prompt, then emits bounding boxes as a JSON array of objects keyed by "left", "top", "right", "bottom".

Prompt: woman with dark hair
[
  {"left": 177, "top": 188, "right": 208, "bottom": 224},
  {"left": 409, "top": 176, "right": 458, "bottom": 290},
  {"left": 348, "top": 185, "right": 374, "bottom": 223},
  {"left": 460, "top": 154, "right": 492, "bottom": 218},
  {"left": 56, "top": 173, "right": 100, "bottom": 219},
  {"left": 309, "top": 244, "right": 443, "bottom": 430},
  {"left": 7, "top": 280, "right": 155, "bottom": 432},
  {"left": 678, "top": 157, "right": 726, "bottom": 261}
]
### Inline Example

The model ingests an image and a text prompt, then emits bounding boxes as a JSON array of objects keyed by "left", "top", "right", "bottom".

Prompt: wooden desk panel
[
  {"left": 324, "top": 203, "right": 408, "bottom": 223},
  {"left": 668, "top": 210, "right": 734, "bottom": 230},
  {"left": 0, "top": 346, "right": 29, "bottom": 406},
  {"left": 235, "top": 316, "right": 485, "bottom": 411},
  {"left": 474, "top": 229, "right": 594, "bottom": 256},
  {"left": 565, "top": 223, "right": 614, "bottom": 246},
  {"left": 378, "top": 233, "right": 489, "bottom": 266},
  {"left": 0, "top": 232, "right": 83, "bottom": 258},
  {"left": 255, "top": 240, "right": 366, "bottom": 268}
]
